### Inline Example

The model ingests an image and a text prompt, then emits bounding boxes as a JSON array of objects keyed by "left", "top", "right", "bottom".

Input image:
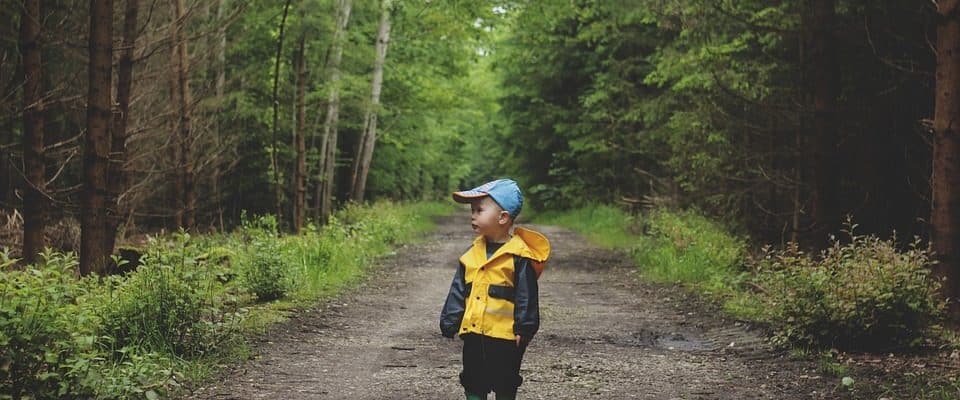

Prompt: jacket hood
[{"left": 472, "top": 226, "right": 550, "bottom": 263}]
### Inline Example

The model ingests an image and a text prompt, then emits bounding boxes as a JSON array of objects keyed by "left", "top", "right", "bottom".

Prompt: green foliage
[
  {"left": 0, "top": 250, "right": 182, "bottom": 399},
  {"left": 238, "top": 215, "right": 291, "bottom": 302},
  {"left": 533, "top": 205, "right": 638, "bottom": 249},
  {"left": 242, "top": 240, "right": 289, "bottom": 302},
  {"left": 632, "top": 209, "right": 745, "bottom": 293},
  {"left": 0, "top": 250, "right": 94, "bottom": 399},
  {"left": 750, "top": 227, "right": 945, "bottom": 351},
  {"left": 540, "top": 205, "right": 946, "bottom": 352},
  {"left": 1, "top": 201, "right": 449, "bottom": 398},
  {"left": 102, "top": 265, "right": 206, "bottom": 355}
]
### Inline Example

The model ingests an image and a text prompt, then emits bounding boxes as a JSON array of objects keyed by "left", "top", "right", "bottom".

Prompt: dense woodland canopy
[
  {"left": 4, "top": 0, "right": 960, "bottom": 309},
  {"left": 2, "top": 0, "right": 501, "bottom": 268}
]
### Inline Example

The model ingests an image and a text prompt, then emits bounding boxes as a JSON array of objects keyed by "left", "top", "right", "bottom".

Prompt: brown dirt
[{"left": 186, "top": 215, "right": 840, "bottom": 399}]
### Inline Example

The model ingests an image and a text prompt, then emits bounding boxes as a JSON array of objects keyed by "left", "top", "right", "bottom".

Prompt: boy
[{"left": 440, "top": 179, "right": 550, "bottom": 400}]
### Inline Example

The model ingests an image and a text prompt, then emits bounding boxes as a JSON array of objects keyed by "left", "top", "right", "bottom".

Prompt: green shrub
[
  {"left": 0, "top": 201, "right": 450, "bottom": 399},
  {"left": 241, "top": 238, "right": 290, "bottom": 302},
  {"left": 752, "top": 230, "right": 945, "bottom": 350},
  {"left": 234, "top": 214, "right": 291, "bottom": 302},
  {"left": 101, "top": 263, "right": 207, "bottom": 355},
  {"left": 0, "top": 250, "right": 95, "bottom": 399}
]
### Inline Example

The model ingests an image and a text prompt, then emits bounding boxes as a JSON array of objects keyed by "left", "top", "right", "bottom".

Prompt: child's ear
[{"left": 499, "top": 211, "right": 510, "bottom": 224}]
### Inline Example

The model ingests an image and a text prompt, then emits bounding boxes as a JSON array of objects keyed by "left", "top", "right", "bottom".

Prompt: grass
[
  {"left": 534, "top": 205, "right": 746, "bottom": 302},
  {"left": 533, "top": 203, "right": 956, "bottom": 400},
  {"left": 534, "top": 205, "right": 638, "bottom": 249},
  {"left": 0, "top": 200, "right": 454, "bottom": 399}
]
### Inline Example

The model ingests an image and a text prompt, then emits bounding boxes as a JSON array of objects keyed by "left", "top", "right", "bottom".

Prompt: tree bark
[
  {"left": 932, "top": 0, "right": 960, "bottom": 320},
  {"left": 271, "top": 0, "right": 292, "bottom": 230},
  {"left": 808, "top": 0, "right": 840, "bottom": 248},
  {"left": 20, "top": 0, "right": 45, "bottom": 265},
  {"left": 80, "top": 0, "right": 113, "bottom": 276},
  {"left": 316, "top": 0, "right": 351, "bottom": 224},
  {"left": 316, "top": 0, "right": 352, "bottom": 224},
  {"left": 293, "top": 34, "right": 307, "bottom": 233},
  {"left": 350, "top": 0, "right": 391, "bottom": 203},
  {"left": 214, "top": 0, "right": 227, "bottom": 232},
  {"left": 105, "top": 0, "right": 140, "bottom": 259},
  {"left": 172, "top": 0, "right": 195, "bottom": 230}
]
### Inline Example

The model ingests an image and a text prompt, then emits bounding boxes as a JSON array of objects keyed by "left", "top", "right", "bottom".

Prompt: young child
[{"left": 440, "top": 179, "right": 550, "bottom": 400}]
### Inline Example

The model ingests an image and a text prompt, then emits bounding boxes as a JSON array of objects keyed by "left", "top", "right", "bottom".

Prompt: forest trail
[{"left": 188, "top": 214, "right": 831, "bottom": 399}]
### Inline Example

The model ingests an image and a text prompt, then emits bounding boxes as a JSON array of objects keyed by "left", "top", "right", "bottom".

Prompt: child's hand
[{"left": 515, "top": 335, "right": 530, "bottom": 347}]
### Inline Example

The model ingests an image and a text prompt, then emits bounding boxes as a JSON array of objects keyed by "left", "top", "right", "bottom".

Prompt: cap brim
[{"left": 452, "top": 190, "right": 488, "bottom": 203}]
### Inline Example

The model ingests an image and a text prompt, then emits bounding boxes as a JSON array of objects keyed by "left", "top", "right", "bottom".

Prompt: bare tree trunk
[
  {"left": 293, "top": 34, "right": 307, "bottom": 233},
  {"left": 0, "top": 117, "right": 11, "bottom": 209},
  {"left": 317, "top": 0, "right": 352, "bottom": 224},
  {"left": 80, "top": 0, "right": 113, "bottom": 276},
  {"left": 20, "top": 0, "right": 44, "bottom": 265},
  {"left": 350, "top": 0, "right": 391, "bottom": 203},
  {"left": 271, "top": 0, "right": 292, "bottom": 230},
  {"left": 214, "top": 0, "right": 227, "bottom": 232},
  {"left": 808, "top": 0, "right": 839, "bottom": 248},
  {"left": 169, "top": 1, "right": 184, "bottom": 229},
  {"left": 932, "top": 0, "right": 960, "bottom": 320},
  {"left": 173, "top": 0, "right": 195, "bottom": 230},
  {"left": 105, "top": 0, "right": 140, "bottom": 259}
]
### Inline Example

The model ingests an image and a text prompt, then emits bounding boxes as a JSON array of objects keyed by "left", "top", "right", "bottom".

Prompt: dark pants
[{"left": 459, "top": 334, "right": 528, "bottom": 397}]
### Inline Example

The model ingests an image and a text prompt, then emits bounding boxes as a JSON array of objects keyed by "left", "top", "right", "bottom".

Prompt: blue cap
[{"left": 452, "top": 179, "right": 523, "bottom": 217}]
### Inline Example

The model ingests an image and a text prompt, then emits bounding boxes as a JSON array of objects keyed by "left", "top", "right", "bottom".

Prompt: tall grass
[
  {"left": 0, "top": 201, "right": 452, "bottom": 399},
  {"left": 535, "top": 205, "right": 744, "bottom": 293},
  {"left": 632, "top": 209, "right": 744, "bottom": 295},
  {"left": 534, "top": 205, "right": 944, "bottom": 351},
  {"left": 534, "top": 205, "right": 637, "bottom": 249}
]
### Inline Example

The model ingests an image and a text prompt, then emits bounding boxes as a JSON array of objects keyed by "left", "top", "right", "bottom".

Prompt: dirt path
[{"left": 188, "top": 215, "right": 834, "bottom": 399}]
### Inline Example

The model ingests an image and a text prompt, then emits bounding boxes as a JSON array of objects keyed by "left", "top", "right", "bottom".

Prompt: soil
[{"left": 186, "top": 215, "right": 845, "bottom": 399}]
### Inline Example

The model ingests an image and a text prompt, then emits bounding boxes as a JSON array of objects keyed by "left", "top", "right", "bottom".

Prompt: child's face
[{"left": 470, "top": 196, "right": 510, "bottom": 239}]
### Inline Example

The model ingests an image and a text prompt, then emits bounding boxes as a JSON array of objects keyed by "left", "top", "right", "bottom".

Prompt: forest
[{"left": 3, "top": 0, "right": 960, "bottom": 398}]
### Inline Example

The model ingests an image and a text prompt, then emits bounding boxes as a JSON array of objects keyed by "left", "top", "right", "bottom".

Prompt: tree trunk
[
  {"left": 808, "top": 0, "right": 840, "bottom": 248},
  {"left": 350, "top": 0, "right": 391, "bottom": 203},
  {"left": 0, "top": 116, "right": 11, "bottom": 209},
  {"left": 271, "top": 0, "right": 292, "bottom": 230},
  {"left": 317, "top": 0, "right": 352, "bottom": 224},
  {"left": 173, "top": 0, "right": 195, "bottom": 230},
  {"left": 80, "top": 0, "right": 113, "bottom": 276},
  {"left": 105, "top": 0, "right": 139, "bottom": 259},
  {"left": 20, "top": 0, "right": 44, "bottom": 265},
  {"left": 932, "top": 0, "right": 960, "bottom": 320},
  {"left": 293, "top": 34, "right": 307, "bottom": 233},
  {"left": 214, "top": 0, "right": 227, "bottom": 232}
]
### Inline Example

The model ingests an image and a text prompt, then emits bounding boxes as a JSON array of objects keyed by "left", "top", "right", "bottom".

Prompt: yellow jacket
[{"left": 440, "top": 227, "right": 550, "bottom": 341}]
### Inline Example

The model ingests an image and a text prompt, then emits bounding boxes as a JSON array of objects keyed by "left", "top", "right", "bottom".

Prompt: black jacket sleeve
[
  {"left": 439, "top": 262, "right": 469, "bottom": 338},
  {"left": 513, "top": 256, "right": 540, "bottom": 338}
]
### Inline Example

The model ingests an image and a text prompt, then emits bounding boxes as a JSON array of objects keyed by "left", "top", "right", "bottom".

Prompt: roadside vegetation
[
  {"left": 0, "top": 201, "right": 451, "bottom": 399},
  {"left": 534, "top": 204, "right": 958, "bottom": 399}
]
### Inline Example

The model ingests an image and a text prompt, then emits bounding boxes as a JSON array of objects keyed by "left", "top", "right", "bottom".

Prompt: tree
[
  {"left": 171, "top": 0, "right": 195, "bottom": 230},
  {"left": 349, "top": 0, "right": 392, "bottom": 203},
  {"left": 316, "top": 0, "right": 351, "bottom": 224},
  {"left": 271, "top": 0, "right": 292, "bottom": 229},
  {"left": 19, "top": 0, "right": 44, "bottom": 265},
  {"left": 293, "top": 32, "right": 307, "bottom": 233},
  {"left": 80, "top": 0, "right": 113, "bottom": 276},
  {"left": 807, "top": 0, "right": 840, "bottom": 248},
  {"left": 213, "top": 0, "right": 229, "bottom": 231},
  {"left": 932, "top": 0, "right": 960, "bottom": 319},
  {"left": 105, "top": 0, "right": 140, "bottom": 258}
]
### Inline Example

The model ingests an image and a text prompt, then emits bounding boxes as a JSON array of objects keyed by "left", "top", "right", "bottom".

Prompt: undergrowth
[
  {"left": 0, "top": 201, "right": 451, "bottom": 399},
  {"left": 535, "top": 204, "right": 952, "bottom": 398}
]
